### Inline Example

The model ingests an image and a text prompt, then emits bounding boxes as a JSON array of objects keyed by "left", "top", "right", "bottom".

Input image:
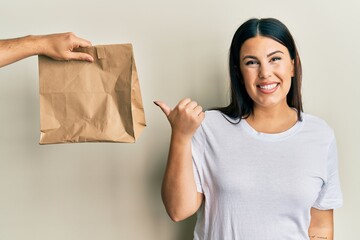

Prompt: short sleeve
[
  {"left": 191, "top": 124, "right": 205, "bottom": 193},
  {"left": 312, "top": 136, "right": 343, "bottom": 210}
]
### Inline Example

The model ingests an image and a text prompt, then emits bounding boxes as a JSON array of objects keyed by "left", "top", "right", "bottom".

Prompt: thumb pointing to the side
[{"left": 154, "top": 100, "right": 171, "bottom": 117}]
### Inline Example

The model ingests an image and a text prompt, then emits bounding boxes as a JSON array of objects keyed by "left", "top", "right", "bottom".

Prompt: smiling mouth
[{"left": 257, "top": 83, "right": 279, "bottom": 90}]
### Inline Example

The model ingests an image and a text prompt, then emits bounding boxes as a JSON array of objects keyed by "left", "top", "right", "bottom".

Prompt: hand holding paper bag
[{"left": 38, "top": 44, "right": 146, "bottom": 144}]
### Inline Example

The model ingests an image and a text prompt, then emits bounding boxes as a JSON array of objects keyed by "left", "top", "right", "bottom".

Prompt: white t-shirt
[{"left": 191, "top": 110, "right": 343, "bottom": 240}]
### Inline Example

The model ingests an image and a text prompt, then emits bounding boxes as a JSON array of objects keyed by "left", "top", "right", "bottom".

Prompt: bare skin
[
  {"left": 308, "top": 208, "right": 334, "bottom": 240},
  {"left": 0, "top": 32, "right": 93, "bottom": 68},
  {"left": 155, "top": 99, "right": 204, "bottom": 222}
]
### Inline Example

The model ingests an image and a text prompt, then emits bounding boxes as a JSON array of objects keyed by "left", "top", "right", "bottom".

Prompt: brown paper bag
[{"left": 38, "top": 44, "right": 146, "bottom": 144}]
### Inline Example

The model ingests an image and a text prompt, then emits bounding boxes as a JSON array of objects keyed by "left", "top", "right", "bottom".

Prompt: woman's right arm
[{"left": 155, "top": 98, "right": 205, "bottom": 222}]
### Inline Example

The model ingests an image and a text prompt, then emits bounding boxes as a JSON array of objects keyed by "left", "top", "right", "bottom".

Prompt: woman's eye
[
  {"left": 245, "top": 60, "right": 258, "bottom": 66},
  {"left": 271, "top": 57, "right": 281, "bottom": 62}
]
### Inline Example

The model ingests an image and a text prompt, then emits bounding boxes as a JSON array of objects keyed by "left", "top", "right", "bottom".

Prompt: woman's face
[{"left": 239, "top": 36, "right": 294, "bottom": 110}]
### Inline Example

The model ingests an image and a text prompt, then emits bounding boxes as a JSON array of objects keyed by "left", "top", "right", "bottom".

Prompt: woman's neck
[{"left": 245, "top": 103, "right": 298, "bottom": 134}]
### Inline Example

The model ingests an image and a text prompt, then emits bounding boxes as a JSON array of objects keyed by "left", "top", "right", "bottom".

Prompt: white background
[{"left": 0, "top": 0, "right": 359, "bottom": 239}]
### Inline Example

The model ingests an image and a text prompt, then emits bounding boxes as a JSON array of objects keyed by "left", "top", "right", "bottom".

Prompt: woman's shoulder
[
  {"left": 301, "top": 112, "right": 335, "bottom": 137},
  {"left": 204, "top": 109, "right": 223, "bottom": 118}
]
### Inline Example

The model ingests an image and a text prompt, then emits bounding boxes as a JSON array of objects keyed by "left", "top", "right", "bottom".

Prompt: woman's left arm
[{"left": 308, "top": 207, "right": 334, "bottom": 240}]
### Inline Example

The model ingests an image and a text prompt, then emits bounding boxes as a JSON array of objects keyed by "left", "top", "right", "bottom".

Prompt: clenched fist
[{"left": 154, "top": 98, "right": 205, "bottom": 139}]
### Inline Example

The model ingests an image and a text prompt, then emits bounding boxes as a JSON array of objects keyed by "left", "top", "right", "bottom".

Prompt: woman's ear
[{"left": 291, "top": 59, "right": 295, "bottom": 77}]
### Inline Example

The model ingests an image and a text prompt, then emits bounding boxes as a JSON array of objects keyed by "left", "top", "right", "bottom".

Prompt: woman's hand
[{"left": 154, "top": 98, "right": 205, "bottom": 139}]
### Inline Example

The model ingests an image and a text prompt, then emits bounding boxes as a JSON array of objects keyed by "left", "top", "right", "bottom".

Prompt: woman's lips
[{"left": 256, "top": 82, "right": 280, "bottom": 94}]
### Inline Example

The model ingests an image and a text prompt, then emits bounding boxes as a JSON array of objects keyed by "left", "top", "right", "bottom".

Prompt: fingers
[
  {"left": 61, "top": 32, "right": 92, "bottom": 48},
  {"left": 193, "top": 105, "right": 203, "bottom": 116},
  {"left": 154, "top": 98, "right": 204, "bottom": 117},
  {"left": 186, "top": 100, "right": 198, "bottom": 110},
  {"left": 154, "top": 100, "right": 171, "bottom": 117},
  {"left": 177, "top": 98, "right": 192, "bottom": 108},
  {"left": 66, "top": 33, "right": 93, "bottom": 61},
  {"left": 67, "top": 51, "right": 94, "bottom": 62},
  {"left": 155, "top": 98, "right": 205, "bottom": 137},
  {"left": 183, "top": 99, "right": 203, "bottom": 116},
  {"left": 73, "top": 35, "right": 92, "bottom": 48},
  {"left": 39, "top": 32, "right": 94, "bottom": 62}
]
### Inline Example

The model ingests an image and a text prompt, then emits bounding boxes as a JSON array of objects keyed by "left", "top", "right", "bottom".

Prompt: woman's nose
[{"left": 258, "top": 63, "right": 272, "bottom": 79}]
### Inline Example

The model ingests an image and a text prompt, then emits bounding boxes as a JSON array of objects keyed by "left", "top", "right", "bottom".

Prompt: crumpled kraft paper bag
[{"left": 38, "top": 44, "right": 146, "bottom": 144}]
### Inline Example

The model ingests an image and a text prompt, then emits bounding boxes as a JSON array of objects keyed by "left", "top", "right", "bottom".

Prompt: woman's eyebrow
[
  {"left": 267, "top": 50, "right": 284, "bottom": 57},
  {"left": 242, "top": 50, "right": 284, "bottom": 61},
  {"left": 242, "top": 55, "right": 257, "bottom": 61}
]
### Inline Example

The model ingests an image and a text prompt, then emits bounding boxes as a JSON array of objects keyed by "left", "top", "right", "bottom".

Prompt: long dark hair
[{"left": 216, "top": 18, "right": 303, "bottom": 121}]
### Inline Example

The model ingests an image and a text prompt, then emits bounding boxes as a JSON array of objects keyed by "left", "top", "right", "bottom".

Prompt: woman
[{"left": 155, "top": 18, "right": 343, "bottom": 239}]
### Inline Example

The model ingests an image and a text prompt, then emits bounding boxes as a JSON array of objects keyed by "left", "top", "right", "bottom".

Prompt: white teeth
[{"left": 259, "top": 83, "right": 278, "bottom": 90}]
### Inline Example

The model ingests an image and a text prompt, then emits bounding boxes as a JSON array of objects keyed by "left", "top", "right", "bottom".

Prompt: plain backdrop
[{"left": 0, "top": 0, "right": 359, "bottom": 239}]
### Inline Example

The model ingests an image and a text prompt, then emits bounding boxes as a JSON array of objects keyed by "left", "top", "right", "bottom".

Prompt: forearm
[
  {"left": 308, "top": 227, "right": 333, "bottom": 240},
  {"left": 0, "top": 35, "right": 43, "bottom": 67},
  {"left": 0, "top": 33, "right": 93, "bottom": 68},
  {"left": 309, "top": 208, "right": 334, "bottom": 240},
  {"left": 161, "top": 132, "right": 200, "bottom": 222}
]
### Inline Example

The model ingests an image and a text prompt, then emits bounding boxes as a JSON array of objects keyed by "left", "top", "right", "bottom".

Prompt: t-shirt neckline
[{"left": 240, "top": 112, "right": 305, "bottom": 142}]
